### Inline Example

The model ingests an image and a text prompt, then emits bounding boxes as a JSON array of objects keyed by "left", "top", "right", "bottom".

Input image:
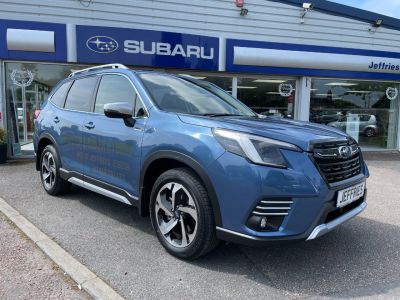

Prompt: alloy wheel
[
  {"left": 155, "top": 182, "right": 198, "bottom": 248},
  {"left": 42, "top": 151, "right": 56, "bottom": 190}
]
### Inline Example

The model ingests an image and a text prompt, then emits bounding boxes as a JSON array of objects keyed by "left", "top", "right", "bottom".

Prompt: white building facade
[{"left": 0, "top": 0, "right": 399, "bottom": 157}]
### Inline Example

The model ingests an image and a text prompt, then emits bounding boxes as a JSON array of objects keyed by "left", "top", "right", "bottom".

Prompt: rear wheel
[
  {"left": 150, "top": 168, "right": 218, "bottom": 260},
  {"left": 40, "top": 145, "right": 71, "bottom": 195}
]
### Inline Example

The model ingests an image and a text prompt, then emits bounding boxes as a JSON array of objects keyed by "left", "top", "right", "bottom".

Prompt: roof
[{"left": 268, "top": 0, "right": 400, "bottom": 31}]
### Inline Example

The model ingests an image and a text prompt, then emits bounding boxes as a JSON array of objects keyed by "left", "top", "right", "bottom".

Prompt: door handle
[
  {"left": 84, "top": 122, "right": 95, "bottom": 129},
  {"left": 53, "top": 116, "right": 60, "bottom": 123}
]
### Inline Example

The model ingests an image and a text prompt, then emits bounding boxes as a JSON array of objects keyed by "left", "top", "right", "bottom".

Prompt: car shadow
[{"left": 60, "top": 187, "right": 400, "bottom": 298}]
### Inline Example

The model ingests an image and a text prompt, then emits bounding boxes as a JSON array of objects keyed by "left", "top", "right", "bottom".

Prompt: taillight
[{"left": 34, "top": 109, "right": 41, "bottom": 119}]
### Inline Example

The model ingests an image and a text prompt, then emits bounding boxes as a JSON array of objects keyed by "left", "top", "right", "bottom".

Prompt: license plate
[{"left": 337, "top": 182, "right": 365, "bottom": 208}]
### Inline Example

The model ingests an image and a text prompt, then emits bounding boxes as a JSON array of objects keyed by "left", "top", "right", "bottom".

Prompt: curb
[{"left": 0, "top": 197, "right": 125, "bottom": 300}]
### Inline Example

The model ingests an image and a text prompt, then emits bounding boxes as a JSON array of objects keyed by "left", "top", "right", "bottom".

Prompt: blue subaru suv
[{"left": 34, "top": 64, "right": 368, "bottom": 259}]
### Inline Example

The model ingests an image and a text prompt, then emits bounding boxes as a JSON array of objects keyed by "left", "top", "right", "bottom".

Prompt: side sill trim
[
  {"left": 306, "top": 201, "right": 367, "bottom": 241},
  {"left": 68, "top": 177, "right": 133, "bottom": 206}
]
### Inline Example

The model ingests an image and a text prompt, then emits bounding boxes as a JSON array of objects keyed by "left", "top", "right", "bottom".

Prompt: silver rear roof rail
[{"left": 69, "top": 63, "right": 128, "bottom": 77}]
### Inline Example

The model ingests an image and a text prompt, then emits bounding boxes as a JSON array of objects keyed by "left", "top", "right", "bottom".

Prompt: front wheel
[{"left": 150, "top": 168, "right": 218, "bottom": 260}]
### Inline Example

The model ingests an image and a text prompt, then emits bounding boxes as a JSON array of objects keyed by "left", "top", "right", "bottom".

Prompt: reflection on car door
[
  {"left": 58, "top": 76, "right": 98, "bottom": 175},
  {"left": 81, "top": 74, "right": 146, "bottom": 200}
]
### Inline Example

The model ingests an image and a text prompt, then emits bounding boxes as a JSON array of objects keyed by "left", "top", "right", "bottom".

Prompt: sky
[{"left": 330, "top": 0, "right": 400, "bottom": 18}]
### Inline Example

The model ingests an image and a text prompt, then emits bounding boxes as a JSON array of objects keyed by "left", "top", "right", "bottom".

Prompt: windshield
[{"left": 138, "top": 73, "right": 256, "bottom": 117}]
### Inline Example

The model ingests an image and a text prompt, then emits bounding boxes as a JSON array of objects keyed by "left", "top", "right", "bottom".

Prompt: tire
[
  {"left": 364, "top": 127, "right": 376, "bottom": 137},
  {"left": 40, "top": 145, "right": 71, "bottom": 195},
  {"left": 150, "top": 168, "right": 219, "bottom": 260}
]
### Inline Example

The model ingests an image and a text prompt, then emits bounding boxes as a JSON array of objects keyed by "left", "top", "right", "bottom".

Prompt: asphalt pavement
[{"left": 0, "top": 158, "right": 399, "bottom": 299}]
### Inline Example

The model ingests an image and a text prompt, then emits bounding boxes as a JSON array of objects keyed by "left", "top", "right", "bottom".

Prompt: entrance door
[{"left": 7, "top": 71, "right": 50, "bottom": 155}]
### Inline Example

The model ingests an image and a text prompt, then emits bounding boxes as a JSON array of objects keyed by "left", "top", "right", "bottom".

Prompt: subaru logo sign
[{"left": 86, "top": 36, "right": 118, "bottom": 53}]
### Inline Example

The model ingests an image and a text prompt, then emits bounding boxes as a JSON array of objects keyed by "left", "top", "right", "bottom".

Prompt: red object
[
  {"left": 235, "top": 0, "right": 244, "bottom": 8},
  {"left": 34, "top": 109, "right": 41, "bottom": 120}
]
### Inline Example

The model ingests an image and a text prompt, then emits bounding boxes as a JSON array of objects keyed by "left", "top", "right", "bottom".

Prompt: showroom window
[
  {"left": 236, "top": 77, "right": 296, "bottom": 118},
  {"left": 310, "top": 79, "right": 399, "bottom": 150},
  {"left": 5, "top": 62, "right": 88, "bottom": 156}
]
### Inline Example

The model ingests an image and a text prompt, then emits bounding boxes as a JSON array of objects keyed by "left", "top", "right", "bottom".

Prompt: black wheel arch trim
[
  {"left": 36, "top": 133, "right": 59, "bottom": 171},
  {"left": 140, "top": 150, "right": 223, "bottom": 227}
]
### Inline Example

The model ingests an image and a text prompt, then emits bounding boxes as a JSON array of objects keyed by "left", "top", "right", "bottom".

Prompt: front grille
[
  {"left": 312, "top": 140, "right": 362, "bottom": 184},
  {"left": 251, "top": 198, "right": 293, "bottom": 216}
]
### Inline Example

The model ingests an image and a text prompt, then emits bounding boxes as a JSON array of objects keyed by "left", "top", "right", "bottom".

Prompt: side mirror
[
  {"left": 104, "top": 102, "right": 135, "bottom": 127},
  {"left": 104, "top": 102, "right": 133, "bottom": 119}
]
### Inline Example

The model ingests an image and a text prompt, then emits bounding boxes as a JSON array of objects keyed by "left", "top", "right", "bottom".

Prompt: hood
[{"left": 178, "top": 115, "right": 349, "bottom": 151}]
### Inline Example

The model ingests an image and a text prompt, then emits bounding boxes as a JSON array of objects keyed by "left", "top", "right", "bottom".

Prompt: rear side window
[
  {"left": 65, "top": 76, "right": 97, "bottom": 112},
  {"left": 95, "top": 75, "right": 136, "bottom": 114},
  {"left": 50, "top": 81, "right": 72, "bottom": 107}
]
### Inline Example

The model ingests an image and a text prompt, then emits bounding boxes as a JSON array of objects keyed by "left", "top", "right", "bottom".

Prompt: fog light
[{"left": 260, "top": 217, "right": 268, "bottom": 229}]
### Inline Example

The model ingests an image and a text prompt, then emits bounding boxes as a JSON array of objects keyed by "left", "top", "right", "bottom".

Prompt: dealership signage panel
[
  {"left": 76, "top": 25, "right": 219, "bottom": 70},
  {"left": 234, "top": 47, "right": 400, "bottom": 74},
  {"left": 226, "top": 39, "right": 400, "bottom": 80},
  {"left": 0, "top": 19, "right": 66, "bottom": 61}
]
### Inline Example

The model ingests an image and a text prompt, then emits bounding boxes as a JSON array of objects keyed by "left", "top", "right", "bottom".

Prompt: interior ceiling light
[
  {"left": 236, "top": 86, "right": 257, "bottom": 89},
  {"left": 345, "top": 91, "right": 372, "bottom": 94},
  {"left": 325, "top": 82, "right": 358, "bottom": 86},
  {"left": 315, "top": 93, "right": 338, "bottom": 97},
  {"left": 254, "top": 79, "right": 287, "bottom": 83}
]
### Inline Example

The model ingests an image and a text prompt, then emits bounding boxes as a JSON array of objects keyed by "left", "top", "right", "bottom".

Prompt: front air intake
[{"left": 246, "top": 198, "right": 293, "bottom": 231}]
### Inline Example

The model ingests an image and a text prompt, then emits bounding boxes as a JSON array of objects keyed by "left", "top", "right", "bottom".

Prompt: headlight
[{"left": 212, "top": 128, "right": 300, "bottom": 168}]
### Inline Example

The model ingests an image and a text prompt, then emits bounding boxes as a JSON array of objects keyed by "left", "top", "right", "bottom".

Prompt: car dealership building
[{"left": 0, "top": 0, "right": 400, "bottom": 158}]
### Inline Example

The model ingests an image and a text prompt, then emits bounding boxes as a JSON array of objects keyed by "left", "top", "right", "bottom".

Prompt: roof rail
[{"left": 69, "top": 63, "right": 128, "bottom": 77}]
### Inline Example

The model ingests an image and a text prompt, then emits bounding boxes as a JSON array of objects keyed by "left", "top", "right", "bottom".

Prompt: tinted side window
[
  {"left": 50, "top": 81, "right": 72, "bottom": 107},
  {"left": 65, "top": 76, "right": 97, "bottom": 112},
  {"left": 95, "top": 75, "right": 136, "bottom": 114}
]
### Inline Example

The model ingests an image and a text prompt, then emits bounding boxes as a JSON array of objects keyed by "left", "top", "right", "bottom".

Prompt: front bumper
[
  {"left": 209, "top": 149, "right": 368, "bottom": 245},
  {"left": 306, "top": 201, "right": 367, "bottom": 240},
  {"left": 216, "top": 200, "right": 367, "bottom": 246}
]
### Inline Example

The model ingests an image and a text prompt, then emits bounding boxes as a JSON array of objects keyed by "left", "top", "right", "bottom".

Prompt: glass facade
[
  {"left": 5, "top": 62, "right": 87, "bottom": 156},
  {"left": 310, "top": 79, "right": 399, "bottom": 150},
  {"left": 2, "top": 63, "right": 400, "bottom": 156},
  {"left": 236, "top": 77, "right": 296, "bottom": 118}
]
